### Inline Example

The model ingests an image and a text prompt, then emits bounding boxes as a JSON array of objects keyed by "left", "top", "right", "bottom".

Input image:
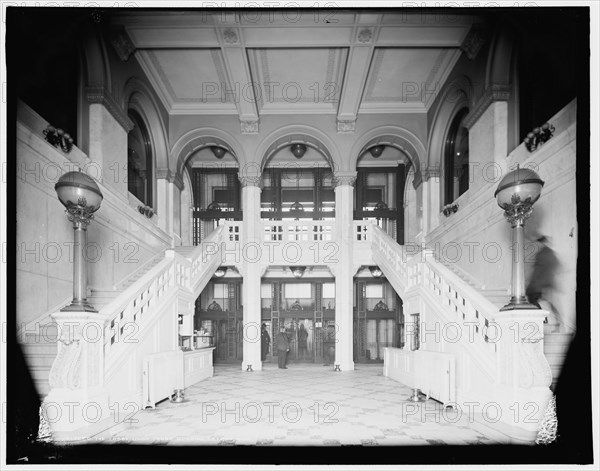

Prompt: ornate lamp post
[
  {"left": 55, "top": 171, "right": 103, "bottom": 312},
  {"left": 494, "top": 164, "right": 544, "bottom": 310}
]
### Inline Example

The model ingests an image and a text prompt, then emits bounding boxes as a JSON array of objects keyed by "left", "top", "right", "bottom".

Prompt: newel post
[{"left": 41, "top": 311, "right": 112, "bottom": 441}]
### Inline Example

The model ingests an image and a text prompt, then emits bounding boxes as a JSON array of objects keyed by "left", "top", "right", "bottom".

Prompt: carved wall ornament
[
  {"left": 523, "top": 122, "right": 555, "bottom": 152},
  {"left": 337, "top": 119, "right": 356, "bottom": 133},
  {"left": 49, "top": 331, "right": 83, "bottom": 389},
  {"left": 223, "top": 28, "right": 239, "bottom": 44},
  {"left": 442, "top": 203, "right": 459, "bottom": 217},
  {"left": 357, "top": 28, "right": 373, "bottom": 43},
  {"left": 460, "top": 26, "right": 486, "bottom": 60},
  {"left": 517, "top": 336, "right": 553, "bottom": 389},
  {"left": 240, "top": 119, "right": 259, "bottom": 134},
  {"left": 110, "top": 26, "right": 136, "bottom": 61}
]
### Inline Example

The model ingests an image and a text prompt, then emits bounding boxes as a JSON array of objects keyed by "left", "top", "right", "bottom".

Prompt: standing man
[
  {"left": 275, "top": 326, "right": 290, "bottom": 369},
  {"left": 297, "top": 323, "right": 309, "bottom": 361},
  {"left": 261, "top": 323, "right": 271, "bottom": 362}
]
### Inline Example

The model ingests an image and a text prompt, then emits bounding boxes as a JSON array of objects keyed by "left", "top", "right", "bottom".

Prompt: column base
[
  {"left": 241, "top": 360, "right": 262, "bottom": 372},
  {"left": 60, "top": 300, "right": 98, "bottom": 313},
  {"left": 333, "top": 360, "right": 355, "bottom": 372}
]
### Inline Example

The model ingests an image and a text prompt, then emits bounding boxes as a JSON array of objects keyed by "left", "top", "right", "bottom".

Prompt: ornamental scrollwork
[
  {"left": 500, "top": 193, "right": 539, "bottom": 227},
  {"left": 65, "top": 197, "right": 98, "bottom": 228}
]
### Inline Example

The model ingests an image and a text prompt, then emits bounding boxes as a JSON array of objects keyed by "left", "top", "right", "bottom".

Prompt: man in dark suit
[
  {"left": 275, "top": 327, "right": 290, "bottom": 369},
  {"left": 261, "top": 323, "right": 271, "bottom": 362}
]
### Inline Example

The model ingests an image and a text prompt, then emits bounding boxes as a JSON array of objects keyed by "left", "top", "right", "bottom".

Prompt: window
[
  {"left": 127, "top": 110, "right": 153, "bottom": 206},
  {"left": 284, "top": 283, "right": 312, "bottom": 299},
  {"left": 443, "top": 108, "right": 469, "bottom": 205}
]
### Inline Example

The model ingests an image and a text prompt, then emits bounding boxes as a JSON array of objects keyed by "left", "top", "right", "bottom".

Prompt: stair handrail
[
  {"left": 100, "top": 255, "right": 174, "bottom": 341},
  {"left": 112, "top": 250, "right": 167, "bottom": 291},
  {"left": 184, "top": 226, "right": 225, "bottom": 279},
  {"left": 370, "top": 224, "right": 498, "bottom": 374},
  {"left": 424, "top": 253, "right": 503, "bottom": 327},
  {"left": 370, "top": 224, "right": 413, "bottom": 291}
]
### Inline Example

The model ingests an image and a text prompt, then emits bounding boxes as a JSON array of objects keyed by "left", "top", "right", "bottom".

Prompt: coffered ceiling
[{"left": 111, "top": 10, "right": 478, "bottom": 129}]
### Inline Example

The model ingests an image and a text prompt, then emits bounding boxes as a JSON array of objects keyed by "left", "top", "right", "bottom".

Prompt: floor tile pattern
[{"left": 97, "top": 364, "right": 511, "bottom": 446}]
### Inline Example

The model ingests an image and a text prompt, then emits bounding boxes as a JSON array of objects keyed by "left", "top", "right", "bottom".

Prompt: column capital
[
  {"left": 332, "top": 171, "right": 357, "bottom": 187},
  {"left": 238, "top": 174, "right": 264, "bottom": 189},
  {"left": 156, "top": 168, "right": 184, "bottom": 191}
]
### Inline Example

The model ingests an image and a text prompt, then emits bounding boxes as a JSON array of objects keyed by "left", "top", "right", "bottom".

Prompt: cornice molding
[
  {"left": 463, "top": 84, "right": 512, "bottom": 130},
  {"left": 85, "top": 86, "right": 134, "bottom": 132}
]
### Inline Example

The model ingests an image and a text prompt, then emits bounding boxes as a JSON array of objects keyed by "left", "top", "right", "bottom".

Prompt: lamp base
[
  {"left": 60, "top": 300, "right": 98, "bottom": 313},
  {"left": 500, "top": 297, "right": 541, "bottom": 311}
]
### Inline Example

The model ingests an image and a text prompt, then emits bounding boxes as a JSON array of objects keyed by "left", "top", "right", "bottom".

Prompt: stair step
[
  {"left": 20, "top": 342, "right": 57, "bottom": 355},
  {"left": 544, "top": 333, "right": 575, "bottom": 343},
  {"left": 25, "top": 353, "right": 56, "bottom": 367},
  {"left": 32, "top": 379, "right": 50, "bottom": 397}
]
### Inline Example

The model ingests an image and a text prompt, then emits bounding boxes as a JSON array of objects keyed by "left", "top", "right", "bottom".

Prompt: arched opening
[
  {"left": 127, "top": 109, "right": 154, "bottom": 207},
  {"left": 443, "top": 107, "right": 470, "bottom": 206},
  {"left": 355, "top": 143, "right": 411, "bottom": 244},
  {"left": 184, "top": 145, "right": 240, "bottom": 246},
  {"left": 261, "top": 137, "right": 335, "bottom": 222}
]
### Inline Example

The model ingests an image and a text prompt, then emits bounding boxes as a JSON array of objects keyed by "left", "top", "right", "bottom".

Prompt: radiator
[
  {"left": 142, "top": 350, "right": 184, "bottom": 409},
  {"left": 384, "top": 348, "right": 456, "bottom": 407},
  {"left": 414, "top": 350, "right": 456, "bottom": 407}
]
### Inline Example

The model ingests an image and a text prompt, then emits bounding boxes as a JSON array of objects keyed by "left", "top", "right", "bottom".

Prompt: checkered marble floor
[{"left": 96, "top": 363, "right": 511, "bottom": 446}]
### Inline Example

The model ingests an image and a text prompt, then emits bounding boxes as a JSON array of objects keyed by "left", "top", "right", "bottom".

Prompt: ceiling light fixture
[
  {"left": 368, "top": 145, "right": 385, "bottom": 158},
  {"left": 214, "top": 266, "right": 227, "bottom": 278},
  {"left": 369, "top": 266, "right": 383, "bottom": 278},
  {"left": 290, "top": 266, "right": 306, "bottom": 278},
  {"left": 290, "top": 143, "right": 307, "bottom": 159},
  {"left": 211, "top": 146, "right": 226, "bottom": 159}
]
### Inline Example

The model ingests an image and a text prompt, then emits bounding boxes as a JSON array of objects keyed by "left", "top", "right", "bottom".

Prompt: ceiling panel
[
  {"left": 363, "top": 48, "right": 452, "bottom": 104},
  {"left": 247, "top": 47, "right": 348, "bottom": 114},
  {"left": 148, "top": 49, "right": 232, "bottom": 103}
]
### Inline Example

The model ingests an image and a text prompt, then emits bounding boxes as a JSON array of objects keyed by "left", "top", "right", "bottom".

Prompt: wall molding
[
  {"left": 463, "top": 84, "right": 511, "bottom": 131},
  {"left": 85, "top": 86, "right": 135, "bottom": 132}
]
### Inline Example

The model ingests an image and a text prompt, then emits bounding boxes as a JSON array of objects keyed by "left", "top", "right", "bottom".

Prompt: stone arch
[
  {"left": 427, "top": 75, "right": 474, "bottom": 172},
  {"left": 255, "top": 124, "right": 341, "bottom": 174},
  {"left": 123, "top": 78, "right": 170, "bottom": 173},
  {"left": 170, "top": 128, "right": 245, "bottom": 182},
  {"left": 349, "top": 126, "right": 426, "bottom": 188}
]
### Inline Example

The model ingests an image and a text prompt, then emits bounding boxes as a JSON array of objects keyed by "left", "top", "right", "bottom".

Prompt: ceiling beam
[
  {"left": 336, "top": 21, "right": 380, "bottom": 133},
  {"left": 218, "top": 27, "right": 260, "bottom": 131}
]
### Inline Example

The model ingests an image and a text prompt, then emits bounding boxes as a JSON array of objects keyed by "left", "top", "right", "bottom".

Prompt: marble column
[
  {"left": 239, "top": 175, "right": 263, "bottom": 371},
  {"left": 333, "top": 172, "right": 356, "bottom": 371}
]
